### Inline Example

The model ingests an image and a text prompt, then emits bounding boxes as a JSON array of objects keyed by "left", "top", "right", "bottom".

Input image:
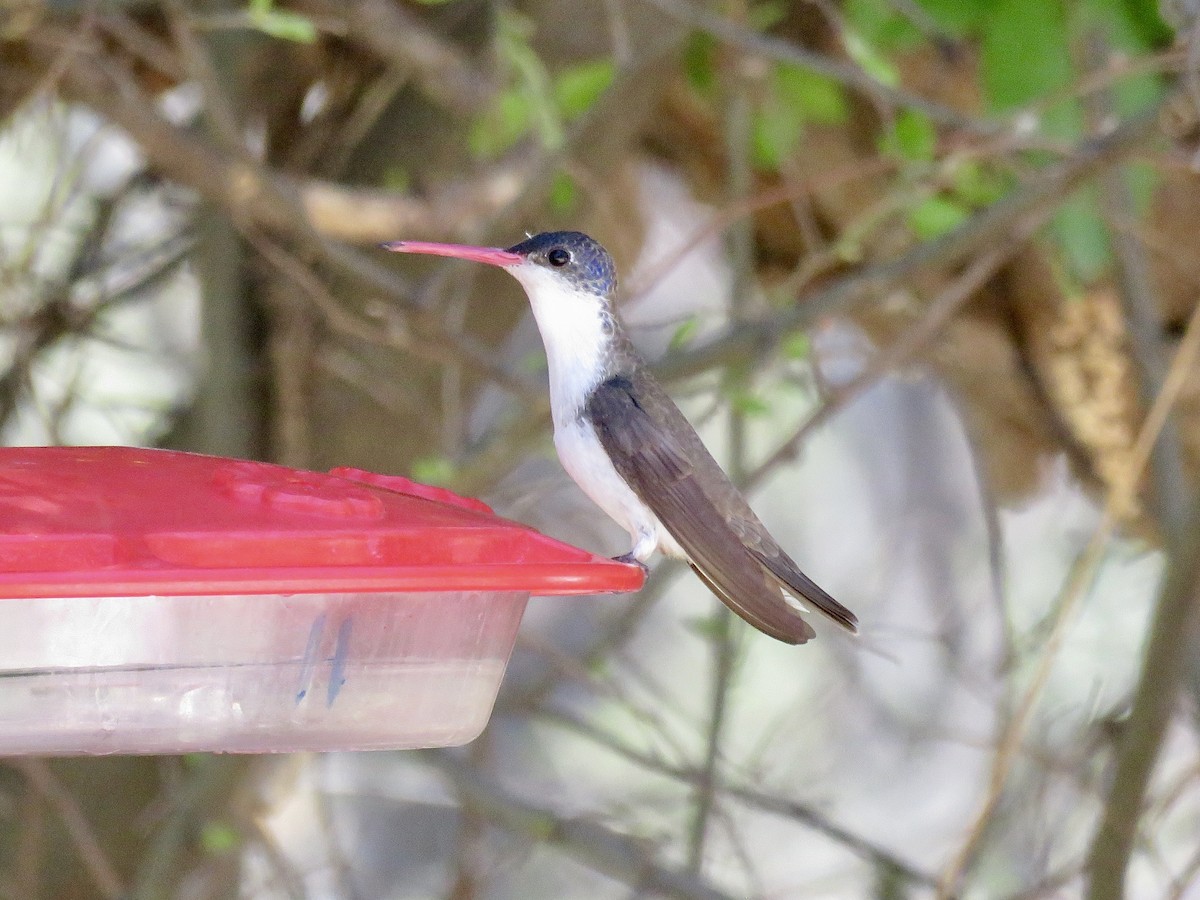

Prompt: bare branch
[
  {"left": 8, "top": 760, "right": 124, "bottom": 900},
  {"left": 745, "top": 211, "right": 1050, "bottom": 493},
  {"left": 420, "top": 749, "right": 740, "bottom": 900},
  {"left": 534, "top": 705, "right": 941, "bottom": 891},
  {"left": 942, "top": 261, "right": 1200, "bottom": 895}
]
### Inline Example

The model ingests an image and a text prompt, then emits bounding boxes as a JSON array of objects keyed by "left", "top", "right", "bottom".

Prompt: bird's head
[
  {"left": 385, "top": 231, "right": 623, "bottom": 400},
  {"left": 383, "top": 230, "right": 617, "bottom": 302}
]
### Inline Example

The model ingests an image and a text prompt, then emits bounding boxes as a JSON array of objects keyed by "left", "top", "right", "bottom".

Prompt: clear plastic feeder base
[{"left": 0, "top": 590, "right": 527, "bottom": 755}]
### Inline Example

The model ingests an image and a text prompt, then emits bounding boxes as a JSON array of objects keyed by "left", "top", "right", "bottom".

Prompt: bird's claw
[{"left": 612, "top": 552, "right": 650, "bottom": 575}]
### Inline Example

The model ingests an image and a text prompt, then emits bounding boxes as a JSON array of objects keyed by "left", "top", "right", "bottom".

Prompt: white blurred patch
[{"left": 0, "top": 106, "right": 201, "bottom": 446}]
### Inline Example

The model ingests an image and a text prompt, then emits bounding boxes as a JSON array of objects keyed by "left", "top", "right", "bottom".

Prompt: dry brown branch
[
  {"left": 1086, "top": 531, "right": 1200, "bottom": 891},
  {"left": 17, "top": 22, "right": 527, "bottom": 243}
]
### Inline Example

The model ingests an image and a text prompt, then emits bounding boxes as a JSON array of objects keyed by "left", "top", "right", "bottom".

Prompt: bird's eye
[{"left": 547, "top": 248, "right": 571, "bottom": 267}]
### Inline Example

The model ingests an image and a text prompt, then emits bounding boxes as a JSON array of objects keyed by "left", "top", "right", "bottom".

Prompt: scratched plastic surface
[
  {"left": 0, "top": 447, "right": 642, "bottom": 754},
  {"left": 0, "top": 590, "right": 525, "bottom": 754}
]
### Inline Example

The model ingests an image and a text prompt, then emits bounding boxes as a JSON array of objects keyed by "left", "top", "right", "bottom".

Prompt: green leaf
[
  {"left": 498, "top": 11, "right": 562, "bottom": 150},
  {"left": 842, "top": 29, "right": 900, "bottom": 87},
  {"left": 383, "top": 167, "right": 410, "bottom": 192},
  {"left": 1053, "top": 188, "right": 1111, "bottom": 282},
  {"left": 201, "top": 822, "right": 240, "bottom": 855},
  {"left": 669, "top": 316, "right": 701, "bottom": 351},
  {"left": 549, "top": 171, "right": 577, "bottom": 214},
  {"left": 554, "top": 59, "right": 615, "bottom": 120},
  {"left": 752, "top": 103, "right": 803, "bottom": 171},
  {"left": 753, "top": 62, "right": 849, "bottom": 170},
  {"left": 980, "top": 0, "right": 1071, "bottom": 110},
  {"left": 908, "top": 194, "right": 970, "bottom": 240},
  {"left": 774, "top": 63, "right": 848, "bottom": 126},
  {"left": 912, "top": 0, "right": 991, "bottom": 33},
  {"left": 1093, "top": 0, "right": 1169, "bottom": 121},
  {"left": 950, "top": 160, "right": 1008, "bottom": 206},
  {"left": 1112, "top": 67, "right": 1165, "bottom": 120},
  {"left": 731, "top": 391, "right": 771, "bottom": 417},
  {"left": 683, "top": 32, "right": 718, "bottom": 96},
  {"left": 881, "top": 109, "right": 937, "bottom": 162},
  {"left": 246, "top": 5, "right": 317, "bottom": 43},
  {"left": 412, "top": 455, "right": 457, "bottom": 487},
  {"left": 782, "top": 331, "right": 811, "bottom": 360},
  {"left": 747, "top": 0, "right": 788, "bottom": 31},
  {"left": 469, "top": 88, "right": 533, "bottom": 158},
  {"left": 1086, "top": 0, "right": 1171, "bottom": 51},
  {"left": 843, "top": 0, "right": 922, "bottom": 49}
]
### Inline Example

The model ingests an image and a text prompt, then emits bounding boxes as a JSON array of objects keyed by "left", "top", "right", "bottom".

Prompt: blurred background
[{"left": 0, "top": 0, "right": 1197, "bottom": 897}]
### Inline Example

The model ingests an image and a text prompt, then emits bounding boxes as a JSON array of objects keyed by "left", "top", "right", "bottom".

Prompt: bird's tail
[{"left": 750, "top": 549, "right": 859, "bottom": 633}]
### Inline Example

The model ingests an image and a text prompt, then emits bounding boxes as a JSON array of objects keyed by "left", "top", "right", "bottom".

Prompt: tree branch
[
  {"left": 644, "top": 0, "right": 999, "bottom": 134},
  {"left": 303, "top": 0, "right": 491, "bottom": 116},
  {"left": 421, "top": 749, "right": 739, "bottom": 900},
  {"left": 534, "top": 705, "right": 941, "bottom": 891},
  {"left": 661, "top": 105, "right": 1165, "bottom": 382},
  {"left": 1085, "top": 509, "right": 1200, "bottom": 897}
]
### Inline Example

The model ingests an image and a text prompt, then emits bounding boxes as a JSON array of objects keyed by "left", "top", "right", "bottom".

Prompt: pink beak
[{"left": 381, "top": 240, "right": 523, "bottom": 267}]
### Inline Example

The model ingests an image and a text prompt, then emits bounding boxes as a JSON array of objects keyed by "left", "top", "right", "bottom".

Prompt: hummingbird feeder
[{"left": 0, "top": 447, "right": 642, "bottom": 755}]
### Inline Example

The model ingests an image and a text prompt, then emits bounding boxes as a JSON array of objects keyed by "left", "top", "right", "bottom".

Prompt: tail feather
[
  {"left": 750, "top": 549, "right": 859, "bottom": 633},
  {"left": 688, "top": 562, "right": 815, "bottom": 645}
]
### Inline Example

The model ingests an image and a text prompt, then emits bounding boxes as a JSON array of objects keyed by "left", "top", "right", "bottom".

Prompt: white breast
[
  {"left": 510, "top": 263, "right": 612, "bottom": 427},
  {"left": 509, "top": 262, "right": 683, "bottom": 560},
  {"left": 555, "top": 416, "right": 650, "bottom": 533}
]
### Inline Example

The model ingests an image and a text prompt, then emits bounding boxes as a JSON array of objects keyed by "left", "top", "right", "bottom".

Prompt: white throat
[{"left": 509, "top": 262, "right": 615, "bottom": 428}]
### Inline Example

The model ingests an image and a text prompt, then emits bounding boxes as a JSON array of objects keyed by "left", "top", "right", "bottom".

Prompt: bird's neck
[{"left": 524, "top": 285, "right": 627, "bottom": 428}]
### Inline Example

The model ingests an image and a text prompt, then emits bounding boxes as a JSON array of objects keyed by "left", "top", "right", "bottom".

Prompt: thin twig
[
  {"left": 1087, "top": 30, "right": 1192, "bottom": 538},
  {"left": 420, "top": 749, "right": 739, "bottom": 900},
  {"left": 535, "top": 705, "right": 941, "bottom": 890},
  {"left": 127, "top": 757, "right": 248, "bottom": 900},
  {"left": 661, "top": 105, "right": 1164, "bottom": 382},
  {"left": 643, "top": 0, "right": 999, "bottom": 134},
  {"left": 9, "top": 759, "right": 124, "bottom": 900},
  {"left": 744, "top": 210, "right": 1048, "bottom": 494},
  {"left": 689, "top": 53, "right": 755, "bottom": 875}
]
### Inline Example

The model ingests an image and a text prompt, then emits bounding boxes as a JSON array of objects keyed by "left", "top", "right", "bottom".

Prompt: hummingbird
[{"left": 383, "top": 231, "right": 858, "bottom": 644}]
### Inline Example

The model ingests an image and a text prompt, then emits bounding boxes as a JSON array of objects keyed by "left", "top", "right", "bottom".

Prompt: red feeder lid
[{"left": 0, "top": 447, "right": 644, "bottom": 599}]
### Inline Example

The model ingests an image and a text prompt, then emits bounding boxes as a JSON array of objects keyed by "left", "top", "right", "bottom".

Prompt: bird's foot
[{"left": 612, "top": 552, "right": 650, "bottom": 575}]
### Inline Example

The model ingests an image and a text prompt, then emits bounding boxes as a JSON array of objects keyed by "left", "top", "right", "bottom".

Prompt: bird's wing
[{"left": 585, "top": 373, "right": 828, "bottom": 644}]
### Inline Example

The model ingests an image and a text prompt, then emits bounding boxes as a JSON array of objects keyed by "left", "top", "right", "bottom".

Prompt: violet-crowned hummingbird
[{"left": 383, "top": 231, "right": 857, "bottom": 644}]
